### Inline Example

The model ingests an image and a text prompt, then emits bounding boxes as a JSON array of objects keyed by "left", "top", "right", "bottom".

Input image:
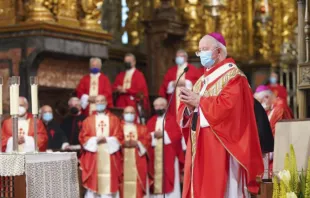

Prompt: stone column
[{"left": 143, "top": 0, "right": 188, "bottom": 94}]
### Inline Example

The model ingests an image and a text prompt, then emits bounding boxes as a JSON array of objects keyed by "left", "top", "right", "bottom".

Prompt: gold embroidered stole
[
  {"left": 89, "top": 74, "right": 99, "bottom": 115},
  {"left": 123, "top": 123, "right": 138, "bottom": 198},
  {"left": 123, "top": 69, "right": 135, "bottom": 90},
  {"left": 190, "top": 66, "right": 245, "bottom": 198},
  {"left": 154, "top": 117, "right": 164, "bottom": 193},
  {"left": 18, "top": 119, "right": 30, "bottom": 152},
  {"left": 96, "top": 114, "right": 111, "bottom": 195}
]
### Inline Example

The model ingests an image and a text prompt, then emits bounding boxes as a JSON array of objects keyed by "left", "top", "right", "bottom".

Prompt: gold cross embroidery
[
  {"left": 126, "top": 132, "right": 135, "bottom": 141},
  {"left": 18, "top": 128, "right": 25, "bottom": 136}
]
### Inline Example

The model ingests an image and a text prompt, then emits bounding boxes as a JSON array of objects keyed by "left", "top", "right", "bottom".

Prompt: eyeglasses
[{"left": 195, "top": 47, "right": 219, "bottom": 57}]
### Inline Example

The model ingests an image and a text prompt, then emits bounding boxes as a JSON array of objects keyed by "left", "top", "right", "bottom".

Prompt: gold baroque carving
[
  {"left": 0, "top": 1, "right": 16, "bottom": 25},
  {"left": 298, "top": 63, "right": 310, "bottom": 89}
]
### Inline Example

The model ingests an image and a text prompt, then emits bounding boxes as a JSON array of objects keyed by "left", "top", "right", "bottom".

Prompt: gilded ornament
[
  {"left": 80, "top": 0, "right": 104, "bottom": 31},
  {"left": 25, "top": 0, "right": 55, "bottom": 22},
  {"left": 0, "top": 0, "right": 16, "bottom": 25},
  {"left": 57, "top": 0, "right": 79, "bottom": 27}
]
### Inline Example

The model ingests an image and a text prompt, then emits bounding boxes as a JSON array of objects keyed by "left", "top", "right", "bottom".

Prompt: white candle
[
  {"left": 0, "top": 84, "right": 2, "bottom": 115},
  {"left": 31, "top": 85, "right": 38, "bottom": 115},
  {"left": 264, "top": 0, "right": 269, "bottom": 13},
  {"left": 10, "top": 84, "right": 19, "bottom": 115}
]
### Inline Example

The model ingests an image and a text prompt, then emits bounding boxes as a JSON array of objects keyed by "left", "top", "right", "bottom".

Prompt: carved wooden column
[
  {"left": 143, "top": 0, "right": 188, "bottom": 94},
  {"left": 297, "top": 0, "right": 307, "bottom": 118}
]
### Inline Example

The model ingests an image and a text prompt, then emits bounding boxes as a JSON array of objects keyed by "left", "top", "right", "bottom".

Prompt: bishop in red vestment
[
  {"left": 79, "top": 95, "right": 123, "bottom": 198},
  {"left": 120, "top": 106, "right": 150, "bottom": 198},
  {"left": 76, "top": 57, "right": 113, "bottom": 116},
  {"left": 267, "top": 72, "right": 288, "bottom": 104},
  {"left": 178, "top": 33, "right": 263, "bottom": 198},
  {"left": 2, "top": 97, "right": 48, "bottom": 152},
  {"left": 113, "top": 53, "right": 150, "bottom": 113},
  {"left": 147, "top": 97, "right": 183, "bottom": 198},
  {"left": 159, "top": 49, "right": 200, "bottom": 118}
]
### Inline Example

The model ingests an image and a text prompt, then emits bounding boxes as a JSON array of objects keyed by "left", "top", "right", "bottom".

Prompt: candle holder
[
  {"left": 9, "top": 76, "right": 20, "bottom": 153},
  {"left": 30, "top": 76, "right": 39, "bottom": 153},
  {"left": 0, "top": 76, "right": 2, "bottom": 152}
]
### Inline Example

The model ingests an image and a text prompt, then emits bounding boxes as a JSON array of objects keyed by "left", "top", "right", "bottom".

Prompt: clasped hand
[
  {"left": 97, "top": 136, "right": 107, "bottom": 144},
  {"left": 123, "top": 140, "right": 138, "bottom": 148},
  {"left": 154, "top": 130, "right": 163, "bottom": 139},
  {"left": 117, "top": 86, "right": 126, "bottom": 93},
  {"left": 179, "top": 87, "right": 200, "bottom": 110}
]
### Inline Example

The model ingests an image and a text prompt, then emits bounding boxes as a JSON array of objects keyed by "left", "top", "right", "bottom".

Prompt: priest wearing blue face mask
[
  {"left": 79, "top": 95, "right": 124, "bottom": 198},
  {"left": 267, "top": 71, "right": 288, "bottom": 104},
  {"left": 76, "top": 57, "right": 113, "bottom": 116},
  {"left": 159, "top": 49, "right": 200, "bottom": 118},
  {"left": 120, "top": 106, "right": 149, "bottom": 198},
  {"left": 177, "top": 33, "right": 264, "bottom": 198},
  {"left": 40, "top": 105, "right": 69, "bottom": 151}
]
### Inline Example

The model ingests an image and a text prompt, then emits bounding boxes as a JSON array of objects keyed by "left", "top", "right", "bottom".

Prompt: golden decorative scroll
[
  {"left": 0, "top": 1, "right": 16, "bottom": 26},
  {"left": 80, "top": 0, "right": 104, "bottom": 31},
  {"left": 96, "top": 114, "right": 111, "bottom": 195},
  {"left": 154, "top": 117, "right": 164, "bottom": 194},
  {"left": 89, "top": 74, "right": 99, "bottom": 115},
  {"left": 123, "top": 124, "right": 138, "bottom": 198},
  {"left": 25, "top": 0, "right": 55, "bottom": 22},
  {"left": 57, "top": 0, "right": 79, "bottom": 27},
  {"left": 125, "top": 0, "right": 144, "bottom": 46}
]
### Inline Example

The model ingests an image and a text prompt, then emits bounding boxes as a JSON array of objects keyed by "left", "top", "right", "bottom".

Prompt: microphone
[{"left": 162, "top": 66, "right": 189, "bottom": 197}]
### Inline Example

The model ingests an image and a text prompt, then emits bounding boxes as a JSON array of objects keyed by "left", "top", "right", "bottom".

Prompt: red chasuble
[
  {"left": 79, "top": 112, "right": 123, "bottom": 194},
  {"left": 177, "top": 58, "right": 264, "bottom": 198},
  {"left": 76, "top": 73, "right": 113, "bottom": 116},
  {"left": 267, "top": 84, "right": 288, "bottom": 104},
  {"left": 146, "top": 114, "right": 183, "bottom": 194},
  {"left": 1, "top": 114, "right": 48, "bottom": 152},
  {"left": 158, "top": 64, "right": 200, "bottom": 117},
  {"left": 268, "top": 97, "right": 293, "bottom": 136},
  {"left": 120, "top": 122, "right": 150, "bottom": 198},
  {"left": 113, "top": 69, "right": 150, "bottom": 111}
]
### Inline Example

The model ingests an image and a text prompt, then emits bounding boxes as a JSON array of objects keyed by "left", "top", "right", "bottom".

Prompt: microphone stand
[{"left": 162, "top": 67, "right": 188, "bottom": 197}]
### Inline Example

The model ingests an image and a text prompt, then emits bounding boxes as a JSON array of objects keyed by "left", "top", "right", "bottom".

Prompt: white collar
[
  {"left": 178, "top": 62, "right": 187, "bottom": 69},
  {"left": 90, "top": 73, "right": 101, "bottom": 77},
  {"left": 126, "top": 67, "right": 136, "bottom": 73}
]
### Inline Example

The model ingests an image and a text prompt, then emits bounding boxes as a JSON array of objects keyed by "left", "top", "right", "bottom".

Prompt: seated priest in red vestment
[
  {"left": 120, "top": 106, "right": 150, "bottom": 198},
  {"left": 177, "top": 33, "right": 264, "bottom": 198},
  {"left": 158, "top": 49, "right": 200, "bottom": 118},
  {"left": 40, "top": 105, "right": 69, "bottom": 151},
  {"left": 79, "top": 95, "right": 123, "bottom": 198},
  {"left": 267, "top": 71, "right": 288, "bottom": 104},
  {"left": 147, "top": 97, "right": 182, "bottom": 198},
  {"left": 113, "top": 53, "right": 150, "bottom": 113},
  {"left": 76, "top": 57, "right": 113, "bottom": 116},
  {"left": 2, "top": 97, "right": 48, "bottom": 152}
]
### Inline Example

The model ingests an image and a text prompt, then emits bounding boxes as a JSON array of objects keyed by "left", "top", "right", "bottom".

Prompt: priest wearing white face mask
[
  {"left": 120, "top": 106, "right": 149, "bottom": 198},
  {"left": 159, "top": 49, "right": 200, "bottom": 119},
  {"left": 1, "top": 97, "right": 48, "bottom": 152},
  {"left": 40, "top": 105, "right": 69, "bottom": 151},
  {"left": 177, "top": 33, "right": 264, "bottom": 197},
  {"left": 79, "top": 95, "right": 123, "bottom": 198}
]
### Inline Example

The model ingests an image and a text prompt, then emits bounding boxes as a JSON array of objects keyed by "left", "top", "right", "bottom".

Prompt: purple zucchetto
[
  {"left": 255, "top": 85, "right": 270, "bottom": 93},
  {"left": 208, "top": 32, "right": 226, "bottom": 47}
]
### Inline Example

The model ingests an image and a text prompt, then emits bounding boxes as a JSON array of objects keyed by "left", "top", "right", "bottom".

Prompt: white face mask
[
  {"left": 18, "top": 106, "right": 26, "bottom": 116},
  {"left": 123, "top": 113, "right": 135, "bottom": 123}
]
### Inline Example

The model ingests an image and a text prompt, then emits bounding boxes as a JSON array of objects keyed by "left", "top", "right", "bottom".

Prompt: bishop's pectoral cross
[
  {"left": 18, "top": 128, "right": 25, "bottom": 136},
  {"left": 98, "top": 120, "right": 106, "bottom": 135},
  {"left": 126, "top": 132, "right": 135, "bottom": 141}
]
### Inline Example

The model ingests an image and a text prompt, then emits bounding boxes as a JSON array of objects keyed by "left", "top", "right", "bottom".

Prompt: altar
[{"left": 0, "top": 152, "right": 79, "bottom": 198}]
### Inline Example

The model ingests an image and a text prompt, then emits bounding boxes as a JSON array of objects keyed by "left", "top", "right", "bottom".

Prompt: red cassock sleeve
[
  {"left": 199, "top": 75, "right": 264, "bottom": 193},
  {"left": 35, "top": 119, "right": 48, "bottom": 152},
  {"left": 76, "top": 75, "right": 89, "bottom": 99},
  {"left": 109, "top": 114, "right": 124, "bottom": 144},
  {"left": 112, "top": 72, "right": 124, "bottom": 91},
  {"left": 137, "top": 124, "right": 151, "bottom": 149},
  {"left": 2, "top": 119, "right": 11, "bottom": 152},
  {"left": 79, "top": 116, "right": 94, "bottom": 145},
  {"left": 128, "top": 71, "right": 150, "bottom": 110}
]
